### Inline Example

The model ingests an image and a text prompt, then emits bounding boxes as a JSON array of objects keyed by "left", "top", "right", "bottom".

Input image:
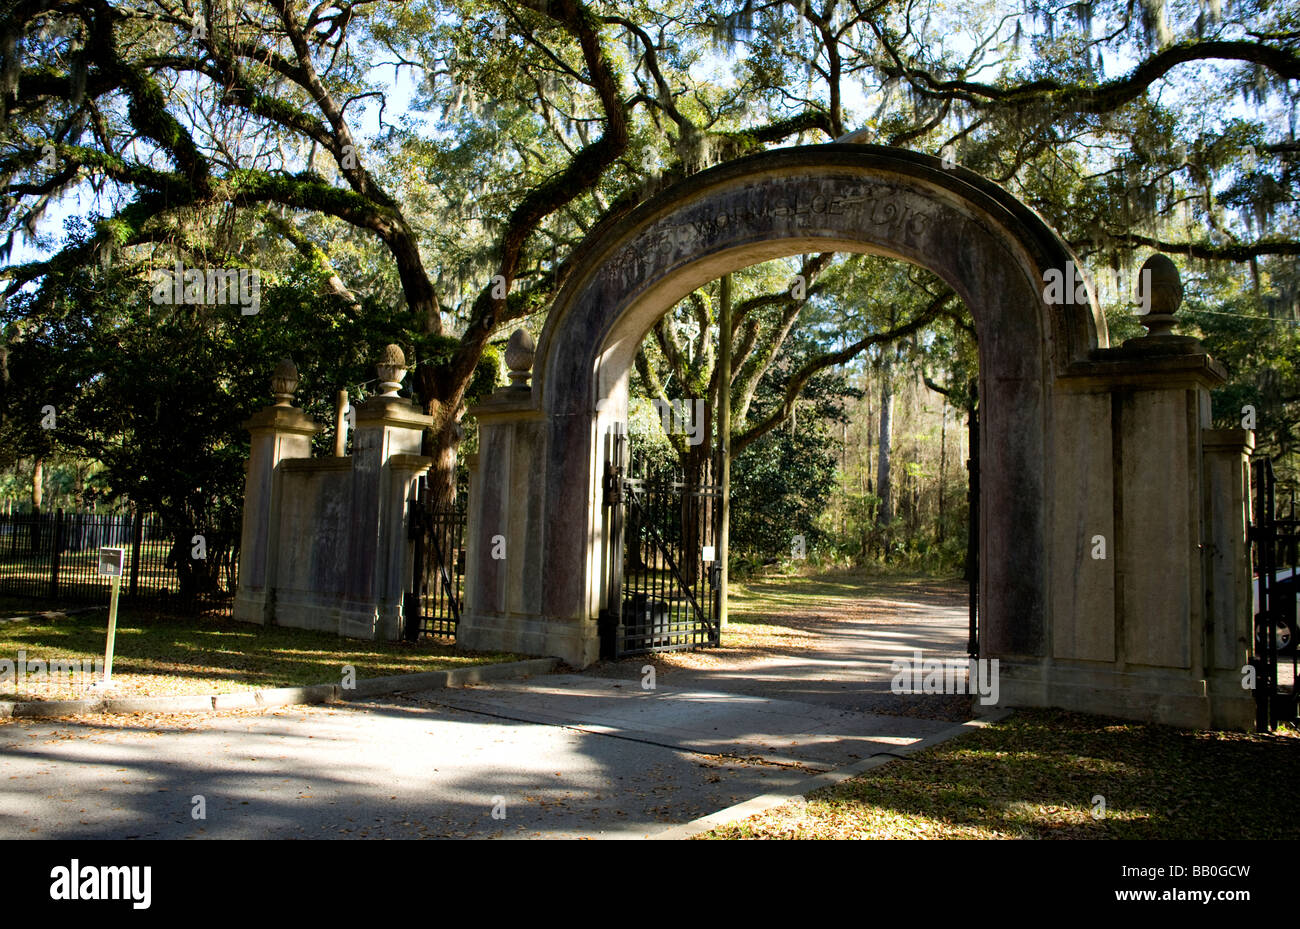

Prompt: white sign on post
[
  {"left": 702, "top": 546, "right": 716, "bottom": 562},
  {"left": 96, "top": 547, "right": 125, "bottom": 690},
  {"left": 98, "top": 547, "right": 125, "bottom": 576}
]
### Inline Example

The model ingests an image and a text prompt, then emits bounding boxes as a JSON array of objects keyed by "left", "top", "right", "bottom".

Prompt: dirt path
[{"left": 584, "top": 570, "right": 977, "bottom": 721}]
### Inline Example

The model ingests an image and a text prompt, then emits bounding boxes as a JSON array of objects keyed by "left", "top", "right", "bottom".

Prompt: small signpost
[{"left": 97, "top": 547, "right": 124, "bottom": 690}]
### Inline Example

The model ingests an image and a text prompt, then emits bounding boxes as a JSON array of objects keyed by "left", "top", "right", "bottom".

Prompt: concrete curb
[
  {"left": 0, "top": 657, "right": 559, "bottom": 719},
  {"left": 648, "top": 708, "right": 1012, "bottom": 840}
]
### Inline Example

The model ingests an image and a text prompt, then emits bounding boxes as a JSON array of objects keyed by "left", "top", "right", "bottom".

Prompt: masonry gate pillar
[
  {"left": 344, "top": 345, "right": 434, "bottom": 639},
  {"left": 233, "top": 347, "right": 432, "bottom": 640},
  {"left": 233, "top": 359, "right": 319, "bottom": 624},
  {"left": 1202, "top": 427, "right": 1255, "bottom": 712},
  {"left": 998, "top": 256, "right": 1256, "bottom": 728},
  {"left": 457, "top": 331, "right": 589, "bottom": 661}
]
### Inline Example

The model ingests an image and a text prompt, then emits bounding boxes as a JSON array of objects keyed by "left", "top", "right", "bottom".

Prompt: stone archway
[{"left": 460, "top": 144, "right": 1256, "bottom": 730}]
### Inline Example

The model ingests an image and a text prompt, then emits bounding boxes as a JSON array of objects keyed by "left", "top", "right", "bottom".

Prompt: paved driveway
[{"left": 0, "top": 574, "right": 971, "bottom": 839}]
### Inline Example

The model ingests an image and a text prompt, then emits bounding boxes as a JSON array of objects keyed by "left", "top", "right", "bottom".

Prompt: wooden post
[
  {"left": 103, "top": 572, "right": 121, "bottom": 687},
  {"left": 49, "top": 507, "right": 63, "bottom": 600},
  {"left": 129, "top": 508, "right": 144, "bottom": 600},
  {"left": 717, "top": 274, "right": 732, "bottom": 633},
  {"left": 334, "top": 389, "right": 350, "bottom": 457}
]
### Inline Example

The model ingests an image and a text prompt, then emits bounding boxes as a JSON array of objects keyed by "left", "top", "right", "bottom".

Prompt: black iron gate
[
  {"left": 599, "top": 430, "right": 722, "bottom": 658},
  {"left": 404, "top": 474, "right": 467, "bottom": 640},
  {"left": 1249, "top": 457, "right": 1299, "bottom": 730}
]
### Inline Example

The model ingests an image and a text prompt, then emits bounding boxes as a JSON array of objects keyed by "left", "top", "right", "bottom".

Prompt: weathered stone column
[
  {"left": 458, "top": 331, "right": 582, "bottom": 660},
  {"left": 1202, "top": 427, "right": 1255, "bottom": 725},
  {"left": 1001, "top": 256, "right": 1255, "bottom": 727},
  {"left": 233, "top": 359, "right": 320, "bottom": 624},
  {"left": 343, "top": 345, "right": 433, "bottom": 639}
]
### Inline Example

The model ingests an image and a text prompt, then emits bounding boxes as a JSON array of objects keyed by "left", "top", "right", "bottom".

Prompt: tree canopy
[{"left": 1, "top": 0, "right": 1297, "bottom": 518}]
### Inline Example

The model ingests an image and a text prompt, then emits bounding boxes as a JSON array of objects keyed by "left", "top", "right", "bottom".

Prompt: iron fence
[
  {"left": 618, "top": 470, "right": 721, "bottom": 654},
  {"left": 0, "top": 508, "right": 239, "bottom": 616}
]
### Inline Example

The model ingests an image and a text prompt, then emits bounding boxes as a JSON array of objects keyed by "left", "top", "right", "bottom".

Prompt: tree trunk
[
  {"left": 912, "top": 387, "right": 921, "bottom": 534},
  {"left": 419, "top": 396, "right": 462, "bottom": 511},
  {"left": 840, "top": 417, "right": 847, "bottom": 540},
  {"left": 865, "top": 371, "right": 873, "bottom": 492},
  {"left": 937, "top": 397, "right": 947, "bottom": 543},
  {"left": 429, "top": 424, "right": 461, "bottom": 507},
  {"left": 876, "top": 355, "right": 894, "bottom": 559},
  {"left": 678, "top": 415, "right": 712, "bottom": 587},
  {"left": 417, "top": 413, "right": 464, "bottom": 622},
  {"left": 30, "top": 457, "right": 44, "bottom": 555}
]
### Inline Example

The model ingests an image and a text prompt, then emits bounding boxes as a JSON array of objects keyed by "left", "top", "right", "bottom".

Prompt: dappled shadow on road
[
  {"left": 586, "top": 570, "right": 976, "bottom": 722},
  {"left": 0, "top": 696, "right": 814, "bottom": 839},
  {"left": 0, "top": 572, "right": 976, "bottom": 840}
]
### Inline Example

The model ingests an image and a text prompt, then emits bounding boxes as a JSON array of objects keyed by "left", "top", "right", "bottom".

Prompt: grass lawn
[
  {"left": 729, "top": 566, "right": 965, "bottom": 616},
  {"left": 702, "top": 708, "right": 1300, "bottom": 839},
  {"left": 0, "top": 605, "right": 521, "bottom": 701}
]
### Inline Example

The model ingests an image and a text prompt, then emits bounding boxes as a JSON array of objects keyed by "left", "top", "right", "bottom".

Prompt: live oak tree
[
  {"left": 0, "top": 236, "right": 420, "bottom": 589},
  {"left": 0, "top": 0, "right": 836, "bottom": 506},
  {"left": 635, "top": 255, "right": 955, "bottom": 468},
  {"left": 632, "top": 0, "right": 1299, "bottom": 557},
  {"left": 1, "top": 0, "right": 1297, "bottom": 513}
]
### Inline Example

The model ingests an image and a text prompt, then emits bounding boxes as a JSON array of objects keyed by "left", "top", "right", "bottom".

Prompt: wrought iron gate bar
[
  {"left": 405, "top": 474, "right": 467, "bottom": 641},
  {"left": 1249, "top": 457, "right": 1300, "bottom": 731},
  {"left": 600, "top": 431, "right": 722, "bottom": 658},
  {"left": 624, "top": 478, "right": 714, "bottom": 635}
]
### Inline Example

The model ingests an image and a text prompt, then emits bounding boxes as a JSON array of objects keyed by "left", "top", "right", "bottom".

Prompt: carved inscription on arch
[{"left": 603, "top": 177, "right": 941, "bottom": 287}]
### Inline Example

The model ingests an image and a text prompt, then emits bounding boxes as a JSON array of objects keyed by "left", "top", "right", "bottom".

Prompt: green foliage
[
  {"left": 1181, "top": 255, "right": 1300, "bottom": 479},
  {"left": 729, "top": 416, "right": 841, "bottom": 565},
  {"left": 0, "top": 232, "right": 434, "bottom": 526}
]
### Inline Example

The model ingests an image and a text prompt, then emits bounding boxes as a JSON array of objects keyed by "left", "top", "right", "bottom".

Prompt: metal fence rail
[{"left": 0, "top": 508, "right": 239, "bottom": 617}]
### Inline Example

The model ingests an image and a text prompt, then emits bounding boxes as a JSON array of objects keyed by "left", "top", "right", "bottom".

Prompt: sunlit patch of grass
[
  {"left": 701, "top": 709, "right": 1300, "bottom": 839},
  {"left": 0, "top": 607, "right": 521, "bottom": 701}
]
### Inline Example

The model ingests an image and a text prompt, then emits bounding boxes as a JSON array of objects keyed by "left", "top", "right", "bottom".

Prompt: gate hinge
[
  {"left": 602, "top": 462, "right": 623, "bottom": 507},
  {"left": 407, "top": 505, "right": 427, "bottom": 539}
]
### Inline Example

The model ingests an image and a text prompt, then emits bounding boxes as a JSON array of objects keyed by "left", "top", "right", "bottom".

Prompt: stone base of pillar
[
  {"left": 232, "top": 589, "right": 272, "bottom": 625},
  {"left": 998, "top": 659, "right": 1255, "bottom": 730},
  {"left": 269, "top": 590, "right": 405, "bottom": 641},
  {"left": 458, "top": 610, "right": 599, "bottom": 668}
]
